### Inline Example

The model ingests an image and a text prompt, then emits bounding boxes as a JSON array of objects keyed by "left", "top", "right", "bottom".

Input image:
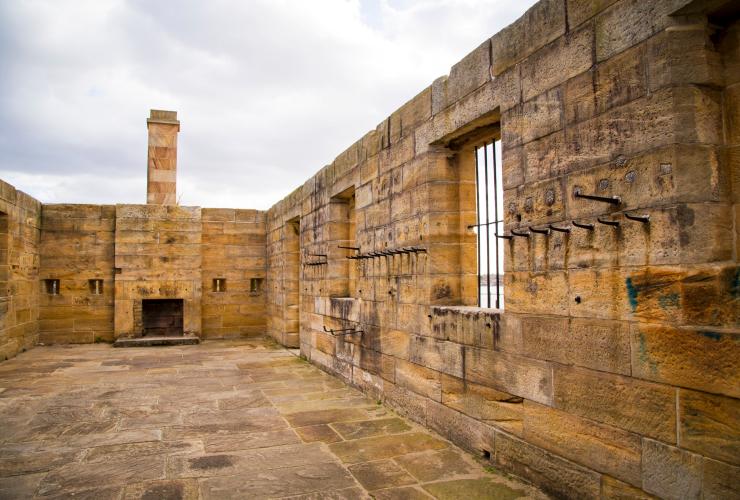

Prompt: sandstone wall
[
  {"left": 114, "top": 204, "right": 204, "bottom": 337},
  {"left": 265, "top": 0, "right": 739, "bottom": 497},
  {"left": 31, "top": 203, "right": 267, "bottom": 343},
  {"left": 39, "top": 205, "right": 115, "bottom": 343},
  {"left": 0, "top": 179, "right": 41, "bottom": 360},
  {"left": 201, "top": 208, "right": 267, "bottom": 338}
]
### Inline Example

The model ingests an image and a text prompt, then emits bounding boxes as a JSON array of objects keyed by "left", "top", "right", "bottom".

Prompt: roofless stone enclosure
[{"left": 0, "top": 0, "right": 738, "bottom": 497}]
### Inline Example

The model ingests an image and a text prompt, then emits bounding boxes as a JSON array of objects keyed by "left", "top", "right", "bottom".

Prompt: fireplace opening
[{"left": 142, "top": 299, "right": 184, "bottom": 337}]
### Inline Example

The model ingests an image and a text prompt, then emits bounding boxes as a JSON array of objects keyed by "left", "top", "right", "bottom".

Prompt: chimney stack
[{"left": 146, "top": 109, "right": 180, "bottom": 205}]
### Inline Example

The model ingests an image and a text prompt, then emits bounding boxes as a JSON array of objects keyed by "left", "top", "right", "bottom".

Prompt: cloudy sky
[{"left": 0, "top": 0, "right": 535, "bottom": 209}]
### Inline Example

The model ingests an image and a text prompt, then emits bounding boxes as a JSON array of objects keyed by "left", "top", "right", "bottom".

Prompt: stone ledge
[{"left": 113, "top": 336, "right": 200, "bottom": 348}]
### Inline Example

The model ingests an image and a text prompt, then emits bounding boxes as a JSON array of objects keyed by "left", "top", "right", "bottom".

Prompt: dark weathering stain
[
  {"left": 674, "top": 204, "right": 695, "bottom": 246},
  {"left": 625, "top": 277, "right": 638, "bottom": 311},
  {"left": 700, "top": 331, "right": 722, "bottom": 341},
  {"left": 433, "top": 283, "right": 452, "bottom": 300},
  {"left": 190, "top": 455, "right": 233, "bottom": 470}
]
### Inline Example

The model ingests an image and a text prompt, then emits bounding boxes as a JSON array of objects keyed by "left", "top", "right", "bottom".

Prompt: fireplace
[{"left": 142, "top": 299, "right": 184, "bottom": 337}]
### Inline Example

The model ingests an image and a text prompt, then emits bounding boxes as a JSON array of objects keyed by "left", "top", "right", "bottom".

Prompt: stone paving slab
[{"left": 0, "top": 338, "right": 547, "bottom": 499}]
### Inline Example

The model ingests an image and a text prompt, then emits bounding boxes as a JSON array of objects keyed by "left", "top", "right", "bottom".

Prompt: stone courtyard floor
[{"left": 0, "top": 338, "right": 546, "bottom": 499}]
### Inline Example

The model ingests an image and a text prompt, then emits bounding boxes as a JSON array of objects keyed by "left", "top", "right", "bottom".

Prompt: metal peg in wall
[
  {"left": 549, "top": 224, "right": 571, "bottom": 233},
  {"left": 625, "top": 213, "right": 650, "bottom": 223},
  {"left": 495, "top": 233, "right": 513, "bottom": 240},
  {"left": 572, "top": 220, "right": 595, "bottom": 230},
  {"left": 597, "top": 217, "right": 620, "bottom": 227},
  {"left": 529, "top": 226, "right": 551, "bottom": 235},
  {"left": 510, "top": 229, "right": 530, "bottom": 238},
  {"left": 574, "top": 188, "right": 621, "bottom": 205}
]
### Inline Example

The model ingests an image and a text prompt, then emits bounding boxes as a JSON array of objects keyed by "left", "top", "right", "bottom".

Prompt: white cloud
[{"left": 0, "top": 0, "right": 536, "bottom": 209}]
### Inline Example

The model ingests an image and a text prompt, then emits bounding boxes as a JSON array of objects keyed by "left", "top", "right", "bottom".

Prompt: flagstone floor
[{"left": 0, "top": 338, "right": 546, "bottom": 499}]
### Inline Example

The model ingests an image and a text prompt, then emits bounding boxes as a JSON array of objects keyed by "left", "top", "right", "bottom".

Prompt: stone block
[
  {"left": 594, "top": 43, "right": 647, "bottom": 114},
  {"left": 566, "top": 144, "right": 728, "bottom": 216},
  {"left": 426, "top": 400, "right": 495, "bottom": 457},
  {"left": 503, "top": 176, "right": 565, "bottom": 228},
  {"left": 505, "top": 271, "right": 570, "bottom": 316},
  {"left": 631, "top": 324, "right": 740, "bottom": 398},
  {"left": 563, "top": 86, "right": 722, "bottom": 175},
  {"left": 703, "top": 458, "right": 740, "bottom": 500},
  {"left": 433, "top": 41, "right": 490, "bottom": 114},
  {"left": 502, "top": 144, "right": 524, "bottom": 189},
  {"left": 409, "top": 336, "right": 464, "bottom": 378},
  {"left": 494, "top": 431, "right": 601, "bottom": 499},
  {"left": 567, "top": 268, "right": 629, "bottom": 320},
  {"left": 642, "top": 438, "right": 703, "bottom": 500},
  {"left": 647, "top": 25, "right": 724, "bottom": 91},
  {"left": 489, "top": 0, "right": 566, "bottom": 76},
  {"left": 553, "top": 365, "right": 676, "bottom": 442},
  {"left": 521, "top": 129, "right": 567, "bottom": 182},
  {"left": 679, "top": 389, "right": 740, "bottom": 465},
  {"left": 600, "top": 475, "right": 655, "bottom": 499},
  {"left": 720, "top": 21, "right": 740, "bottom": 85},
  {"left": 563, "top": 69, "right": 596, "bottom": 125},
  {"left": 382, "top": 381, "right": 428, "bottom": 424},
  {"left": 726, "top": 83, "right": 740, "bottom": 146},
  {"left": 523, "top": 401, "right": 642, "bottom": 485},
  {"left": 566, "top": 0, "right": 618, "bottom": 29},
  {"left": 394, "top": 359, "right": 441, "bottom": 401},
  {"left": 624, "top": 264, "right": 739, "bottom": 328},
  {"left": 502, "top": 87, "right": 563, "bottom": 147},
  {"left": 518, "top": 316, "right": 631, "bottom": 375},
  {"left": 595, "top": 0, "right": 692, "bottom": 62},
  {"left": 394, "top": 88, "right": 433, "bottom": 144},
  {"left": 441, "top": 374, "right": 523, "bottom": 435},
  {"left": 428, "top": 82, "right": 500, "bottom": 147},
  {"left": 465, "top": 346, "right": 553, "bottom": 405},
  {"left": 520, "top": 23, "right": 593, "bottom": 102},
  {"left": 378, "top": 135, "right": 414, "bottom": 175}
]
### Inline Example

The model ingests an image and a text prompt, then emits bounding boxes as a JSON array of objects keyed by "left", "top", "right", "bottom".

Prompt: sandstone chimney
[{"left": 146, "top": 109, "right": 180, "bottom": 205}]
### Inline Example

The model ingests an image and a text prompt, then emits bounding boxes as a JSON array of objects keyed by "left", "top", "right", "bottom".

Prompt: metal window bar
[{"left": 474, "top": 140, "right": 504, "bottom": 309}]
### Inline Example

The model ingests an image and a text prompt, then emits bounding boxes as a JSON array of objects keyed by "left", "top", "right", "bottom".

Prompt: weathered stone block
[
  {"left": 648, "top": 25, "right": 724, "bottom": 91},
  {"left": 494, "top": 431, "right": 601, "bottom": 499},
  {"left": 642, "top": 438, "right": 703, "bottom": 500},
  {"left": 465, "top": 346, "right": 552, "bottom": 405},
  {"left": 520, "top": 23, "right": 593, "bottom": 102},
  {"left": 563, "top": 69, "right": 596, "bottom": 125},
  {"left": 515, "top": 316, "right": 631, "bottom": 375},
  {"left": 566, "top": 0, "right": 618, "bottom": 29},
  {"left": 504, "top": 177, "right": 565, "bottom": 228},
  {"left": 563, "top": 86, "right": 722, "bottom": 174},
  {"left": 553, "top": 365, "right": 676, "bottom": 442},
  {"left": 679, "top": 389, "right": 740, "bottom": 465},
  {"left": 703, "top": 458, "right": 740, "bottom": 500},
  {"left": 595, "top": 42, "right": 647, "bottom": 114},
  {"left": 505, "top": 271, "right": 569, "bottom": 316},
  {"left": 426, "top": 399, "right": 495, "bottom": 457},
  {"left": 441, "top": 374, "right": 523, "bottom": 435},
  {"left": 595, "top": 0, "right": 692, "bottom": 62},
  {"left": 631, "top": 324, "right": 740, "bottom": 397},
  {"left": 490, "top": 0, "right": 566, "bottom": 76},
  {"left": 502, "top": 87, "right": 563, "bottom": 147},
  {"left": 432, "top": 42, "right": 489, "bottom": 115},
  {"left": 523, "top": 401, "right": 642, "bottom": 485},
  {"left": 394, "top": 359, "right": 441, "bottom": 401},
  {"left": 409, "top": 336, "right": 463, "bottom": 378}
]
